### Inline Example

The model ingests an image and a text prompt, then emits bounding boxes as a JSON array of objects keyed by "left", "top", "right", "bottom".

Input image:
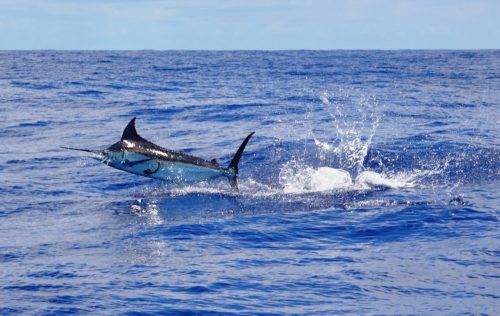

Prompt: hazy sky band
[{"left": 1, "top": 0, "right": 499, "bottom": 50}]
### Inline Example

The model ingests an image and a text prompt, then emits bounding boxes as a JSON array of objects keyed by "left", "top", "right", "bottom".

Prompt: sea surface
[{"left": 0, "top": 50, "right": 499, "bottom": 315}]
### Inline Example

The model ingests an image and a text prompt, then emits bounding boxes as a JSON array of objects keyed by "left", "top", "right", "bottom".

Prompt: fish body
[{"left": 64, "top": 117, "right": 254, "bottom": 191}]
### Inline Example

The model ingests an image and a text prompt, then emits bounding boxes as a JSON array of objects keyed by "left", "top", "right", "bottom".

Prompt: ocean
[{"left": 0, "top": 50, "right": 498, "bottom": 315}]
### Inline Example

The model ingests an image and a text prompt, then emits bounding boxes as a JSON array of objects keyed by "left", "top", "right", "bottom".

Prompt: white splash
[
  {"left": 354, "top": 171, "right": 416, "bottom": 189},
  {"left": 314, "top": 138, "right": 334, "bottom": 152},
  {"left": 131, "top": 198, "right": 164, "bottom": 225},
  {"left": 279, "top": 162, "right": 352, "bottom": 194},
  {"left": 309, "top": 90, "right": 383, "bottom": 175},
  {"left": 278, "top": 160, "right": 421, "bottom": 194}
]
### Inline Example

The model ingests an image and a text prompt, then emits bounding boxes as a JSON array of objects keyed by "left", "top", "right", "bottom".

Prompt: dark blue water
[{"left": 1, "top": 50, "right": 499, "bottom": 315}]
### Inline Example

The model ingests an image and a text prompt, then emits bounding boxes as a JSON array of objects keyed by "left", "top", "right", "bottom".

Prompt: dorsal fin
[{"left": 121, "top": 117, "right": 146, "bottom": 142}]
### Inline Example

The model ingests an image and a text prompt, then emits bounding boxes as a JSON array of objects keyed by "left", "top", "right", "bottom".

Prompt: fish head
[{"left": 102, "top": 141, "right": 126, "bottom": 167}]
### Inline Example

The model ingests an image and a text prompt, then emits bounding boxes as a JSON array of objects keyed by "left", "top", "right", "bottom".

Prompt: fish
[{"left": 63, "top": 117, "right": 254, "bottom": 192}]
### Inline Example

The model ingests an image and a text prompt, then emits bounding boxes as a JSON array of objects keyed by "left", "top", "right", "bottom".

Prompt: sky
[{"left": 0, "top": 0, "right": 499, "bottom": 50}]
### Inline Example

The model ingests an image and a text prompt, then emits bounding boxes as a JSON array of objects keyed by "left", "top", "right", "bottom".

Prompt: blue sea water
[{"left": 0, "top": 50, "right": 499, "bottom": 315}]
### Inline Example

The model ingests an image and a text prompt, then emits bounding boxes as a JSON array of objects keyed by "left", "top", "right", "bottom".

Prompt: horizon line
[{"left": 1, "top": 48, "right": 499, "bottom": 52}]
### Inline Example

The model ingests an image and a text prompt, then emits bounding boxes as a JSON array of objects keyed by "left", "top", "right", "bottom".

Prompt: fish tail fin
[
  {"left": 227, "top": 132, "right": 255, "bottom": 192},
  {"left": 229, "top": 175, "right": 239, "bottom": 193}
]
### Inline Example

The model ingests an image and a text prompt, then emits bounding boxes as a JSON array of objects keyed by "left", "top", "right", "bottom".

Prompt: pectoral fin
[{"left": 144, "top": 162, "right": 161, "bottom": 175}]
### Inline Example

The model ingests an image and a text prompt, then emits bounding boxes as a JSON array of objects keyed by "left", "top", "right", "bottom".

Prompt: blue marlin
[{"left": 63, "top": 117, "right": 254, "bottom": 191}]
